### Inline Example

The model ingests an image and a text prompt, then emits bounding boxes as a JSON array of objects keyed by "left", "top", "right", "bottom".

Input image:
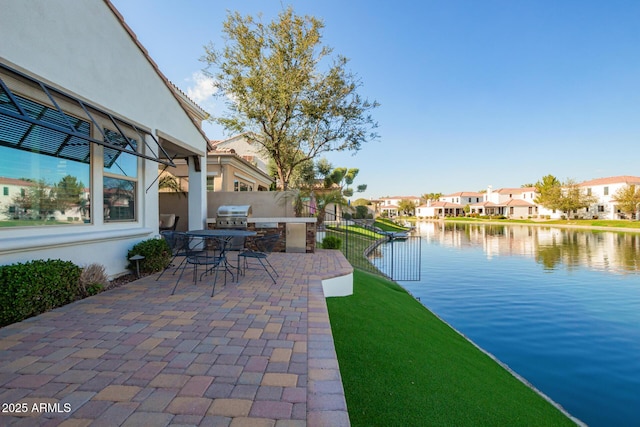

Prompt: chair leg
[
  {"left": 264, "top": 258, "right": 279, "bottom": 278},
  {"left": 172, "top": 261, "right": 189, "bottom": 295},
  {"left": 157, "top": 255, "right": 186, "bottom": 281},
  {"left": 257, "top": 258, "right": 277, "bottom": 284},
  {"left": 157, "top": 255, "right": 176, "bottom": 281},
  {"left": 210, "top": 263, "right": 227, "bottom": 297}
]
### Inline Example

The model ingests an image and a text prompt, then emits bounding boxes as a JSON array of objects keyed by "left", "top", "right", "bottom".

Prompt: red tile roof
[
  {"left": 444, "top": 191, "right": 483, "bottom": 197},
  {"left": 494, "top": 187, "right": 536, "bottom": 194},
  {"left": 579, "top": 176, "right": 640, "bottom": 187},
  {"left": 0, "top": 177, "right": 35, "bottom": 187}
]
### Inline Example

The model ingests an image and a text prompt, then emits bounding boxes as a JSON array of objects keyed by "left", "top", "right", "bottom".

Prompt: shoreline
[{"left": 419, "top": 218, "right": 640, "bottom": 234}]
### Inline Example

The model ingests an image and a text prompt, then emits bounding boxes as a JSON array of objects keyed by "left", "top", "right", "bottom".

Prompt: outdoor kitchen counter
[
  {"left": 207, "top": 217, "right": 317, "bottom": 224},
  {"left": 206, "top": 217, "right": 318, "bottom": 253}
]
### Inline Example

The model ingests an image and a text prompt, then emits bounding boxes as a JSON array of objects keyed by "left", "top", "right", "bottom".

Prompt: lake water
[{"left": 373, "top": 222, "right": 640, "bottom": 427}]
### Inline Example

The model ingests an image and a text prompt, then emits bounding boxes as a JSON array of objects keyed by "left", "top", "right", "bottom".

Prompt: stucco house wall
[
  {"left": 211, "top": 133, "right": 270, "bottom": 174},
  {"left": 0, "top": 0, "right": 209, "bottom": 276}
]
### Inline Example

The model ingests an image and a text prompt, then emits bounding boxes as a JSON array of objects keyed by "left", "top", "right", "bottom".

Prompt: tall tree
[
  {"left": 556, "top": 179, "right": 597, "bottom": 215},
  {"left": 203, "top": 7, "right": 379, "bottom": 190},
  {"left": 613, "top": 184, "right": 640, "bottom": 217},
  {"left": 535, "top": 175, "right": 596, "bottom": 217},
  {"left": 11, "top": 179, "right": 57, "bottom": 220},
  {"left": 534, "top": 174, "right": 562, "bottom": 209},
  {"left": 54, "top": 175, "right": 84, "bottom": 213}
]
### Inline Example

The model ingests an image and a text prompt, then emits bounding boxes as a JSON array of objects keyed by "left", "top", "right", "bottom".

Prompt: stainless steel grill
[{"left": 216, "top": 205, "right": 252, "bottom": 229}]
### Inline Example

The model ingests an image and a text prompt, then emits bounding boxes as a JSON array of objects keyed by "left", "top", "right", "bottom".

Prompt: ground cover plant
[{"left": 326, "top": 269, "right": 576, "bottom": 426}]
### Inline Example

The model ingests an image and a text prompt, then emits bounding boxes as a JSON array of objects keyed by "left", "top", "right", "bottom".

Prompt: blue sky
[{"left": 112, "top": 0, "right": 640, "bottom": 199}]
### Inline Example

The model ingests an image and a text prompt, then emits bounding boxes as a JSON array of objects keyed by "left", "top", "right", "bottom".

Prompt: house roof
[
  {"left": 579, "top": 176, "right": 640, "bottom": 187},
  {"left": 443, "top": 191, "right": 483, "bottom": 197},
  {"left": 493, "top": 187, "right": 536, "bottom": 194},
  {"left": 0, "top": 177, "right": 35, "bottom": 187},
  {"left": 419, "top": 201, "right": 463, "bottom": 208},
  {"left": 211, "top": 132, "right": 261, "bottom": 147},
  {"left": 504, "top": 198, "right": 535, "bottom": 207},
  {"left": 380, "top": 196, "right": 420, "bottom": 201},
  {"left": 207, "top": 148, "right": 273, "bottom": 182},
  {"left": 104, "top": 0, "right": 212, "bottom": 150}
]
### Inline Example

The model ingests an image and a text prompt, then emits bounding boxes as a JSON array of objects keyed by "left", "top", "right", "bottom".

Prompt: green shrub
[
  {"left": 322, "top": 235, "right": 343, "bottom": 249},
  {"left": 127, "top": 238, "right": 171, "bottom": 274},
  {"left": 0, "top": 259, "right": 82, "bottom": 327}
]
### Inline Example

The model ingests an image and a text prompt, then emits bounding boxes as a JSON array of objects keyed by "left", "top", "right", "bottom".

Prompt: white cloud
[{"left": 184, "top": 71, "right": 217, "bottom": 107}]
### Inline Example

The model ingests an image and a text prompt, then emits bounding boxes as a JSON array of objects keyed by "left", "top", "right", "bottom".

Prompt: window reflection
[
  {"left": 0, "top": 148, "right": 90, "bottom": 227},
  {"left": 103, "top": 177, "right": 135, "bottom": 221}
]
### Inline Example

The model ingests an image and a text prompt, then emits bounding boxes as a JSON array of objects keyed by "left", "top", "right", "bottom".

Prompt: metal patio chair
[
  {"left": 236, "top": 233, "right": 280, "bottom": 284},
  {"left": 172, "top": 234, "right": 232, "bottom": 296},
  {"left": 156, "top": 231, "right": 188, "bottom": 281}
]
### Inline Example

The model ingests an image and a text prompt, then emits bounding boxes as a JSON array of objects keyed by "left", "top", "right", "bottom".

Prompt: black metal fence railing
[{"left": 314, "top": 207, "right": 421, "bottom": 281}]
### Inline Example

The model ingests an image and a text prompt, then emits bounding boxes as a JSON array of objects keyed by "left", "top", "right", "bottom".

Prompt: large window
[{"left": 0, "top": 89, "right": 91, "bottom": 227}]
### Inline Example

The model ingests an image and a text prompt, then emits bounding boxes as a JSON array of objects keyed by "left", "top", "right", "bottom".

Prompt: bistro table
[{"left": 185, "top": 229, "right": 257, "bottom": 281}]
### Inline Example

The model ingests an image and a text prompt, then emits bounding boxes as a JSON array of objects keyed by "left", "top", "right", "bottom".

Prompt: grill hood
[{"left": 216, "top": 205, "right": 252, "bottom": 217}]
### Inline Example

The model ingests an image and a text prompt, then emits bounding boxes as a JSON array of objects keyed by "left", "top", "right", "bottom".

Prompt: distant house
[
  {"left": 164, "top": 146, "right": 273, "bottom": 193},
  {"left": 210, "top": 133, "right": 270, "bottom": 174},
  {"left": 441, "top": 191, "right": 484, "bottom": 205},
  {"left": 0, "top": 0, "right": 210, "bottom": 276},
  {"left": 579, "top": 176, "right": 640, "bottom": 219},
  {"left": 379, "top": 196, "right": 421, "bottom": 217},
  {"left": 411, "top": 177, "right": 640, "bottom": 220},
  {"left": 471, "top": 186, "right": 538, "bottom": 218},
  {"left": 416, "top": 200, "right": 464, "bottom": 217}
]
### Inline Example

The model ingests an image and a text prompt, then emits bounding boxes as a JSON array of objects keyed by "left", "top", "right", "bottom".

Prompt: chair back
[
  {"left": 160, "top": 231, "right": 187, "bottom": 256},
  {"left": 184, "top": 234, "right": 232, "bottom": 260},
  {"left": 227, "top": 235, "right": 246, "bottom": 251},
  {"left": 254, "top": 233, "right": 280, "bottom": 253}
]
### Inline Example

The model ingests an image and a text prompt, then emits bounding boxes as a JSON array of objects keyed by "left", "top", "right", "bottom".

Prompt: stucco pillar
[
  {"left": 143, "top": 134, "right": 159, "bottom": 232},
  {"left": 188, "top": 155, "right": 207, "bottom": 230}
]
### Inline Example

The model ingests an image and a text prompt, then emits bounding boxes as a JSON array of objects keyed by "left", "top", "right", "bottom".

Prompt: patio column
[{"left": 188, "top": 154, "right": 207, "bottom": 230}]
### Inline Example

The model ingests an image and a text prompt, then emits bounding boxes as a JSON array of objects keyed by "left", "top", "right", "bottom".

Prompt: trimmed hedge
[
  {"left": 322, "top": 235, "right": 343, "bottom": 249},
  {"left": 0, "top": 259, "right": 82, "bottom": 327}
]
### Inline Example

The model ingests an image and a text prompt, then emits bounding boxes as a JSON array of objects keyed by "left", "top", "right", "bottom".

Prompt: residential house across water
[{"left": 414, "top": 176, "right": 640, "bottom": 220}]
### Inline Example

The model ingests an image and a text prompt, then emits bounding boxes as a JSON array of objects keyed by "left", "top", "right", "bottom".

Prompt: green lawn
[
  {"left": 374, "top": 218, "right": 410, "bottom": 231},
  {"left": 326, "top": 269, "right": 577, "bottom": 426}
]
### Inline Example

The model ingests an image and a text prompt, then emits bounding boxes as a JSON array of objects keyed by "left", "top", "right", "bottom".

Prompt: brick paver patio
[{"left": 0, "top": 250, "right": 352, "bottom": 426}]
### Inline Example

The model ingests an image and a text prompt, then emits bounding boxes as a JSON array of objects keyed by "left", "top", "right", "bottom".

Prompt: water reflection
[{"left": 415, "top": 221, "right": 640, "bottom": 275}]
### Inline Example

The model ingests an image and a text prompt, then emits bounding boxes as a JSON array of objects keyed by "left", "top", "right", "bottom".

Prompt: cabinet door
[{"left": 286, "top": 223, "right": 306, "bottom": 253}]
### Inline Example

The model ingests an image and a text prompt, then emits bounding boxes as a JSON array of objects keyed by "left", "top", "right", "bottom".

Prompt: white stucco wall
[
  {"left": 0, "top": 0, "right": 208, "bottom": 276},
  {"left": 0, "top": 0, "right": 206, "bottom": 153}
]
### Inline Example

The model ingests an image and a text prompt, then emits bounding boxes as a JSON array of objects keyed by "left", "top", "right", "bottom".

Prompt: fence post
[{"left": 389, "top": 237, "right": 394, "bottom": 280}]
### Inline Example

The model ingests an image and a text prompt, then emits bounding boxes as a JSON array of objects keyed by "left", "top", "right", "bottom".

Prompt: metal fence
[{"left": 314, "top": 208, "right": 421, "bottom": 281}]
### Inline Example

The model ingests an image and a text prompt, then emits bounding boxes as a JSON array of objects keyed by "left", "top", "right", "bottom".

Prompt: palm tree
[{"left": 158, "top": 174, "right": 186, "bottom": 197}]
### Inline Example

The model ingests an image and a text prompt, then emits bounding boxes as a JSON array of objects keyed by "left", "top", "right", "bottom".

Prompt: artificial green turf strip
[{"left": 326, "top": 269, "right": 577, "bottom": 427}]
